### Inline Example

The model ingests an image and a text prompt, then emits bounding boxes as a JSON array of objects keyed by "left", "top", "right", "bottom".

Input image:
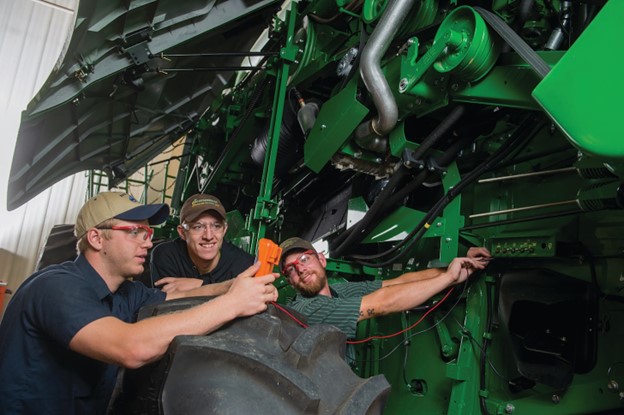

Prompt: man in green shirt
[{"left": 279, "top": 237, "right": 490, "bottom": 338}]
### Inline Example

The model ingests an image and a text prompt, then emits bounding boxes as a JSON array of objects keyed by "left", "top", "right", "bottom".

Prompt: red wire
[
  {"left": 346, "top": 287, "right": 455, "bottom": 344},
  {"left": 270, "top": 301, "right": 309, "bottom": 328},
  {"left": 270, "top": 286, "right": 455, "bottom": 344}
]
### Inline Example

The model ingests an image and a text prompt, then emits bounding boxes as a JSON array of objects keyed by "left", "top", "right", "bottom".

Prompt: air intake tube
[
  {"left": 355, "top": 0, "right": 417, "bottom": 151},
  {"left": 250, "top": 93, "right": 304, "bottom": 177}
]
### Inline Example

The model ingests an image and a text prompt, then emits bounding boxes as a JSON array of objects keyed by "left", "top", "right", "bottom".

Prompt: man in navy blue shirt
[{"left": 0, "top": 192, "right": 277, "bottom": 415}]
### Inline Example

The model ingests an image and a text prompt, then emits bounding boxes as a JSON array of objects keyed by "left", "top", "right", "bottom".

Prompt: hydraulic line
[
  {"left": 384, "top": 134, "right": 474, "bottom": 208},
  {"left": 332, "top": 165, "right": 409, "bottom": 254},
  {"left": 157, "top": 52, "right": 279, "bottom": 58},
  {"left": 345, "top": 134, "right": 476, "bottom": 257},
  {"left": 460, "top": 209, "right": 582, "bottom": 231},
  {"left": 407, "top": 105, "right": 467, "bottom": 163},
  {"left": 468, "top": 200, "right": 578, "bottom": 219},
  {"left": 332, "top": 105, "right": 467, "bottom": 257},
  {"left": 342, "top": 132, "right": 478, "bottom": 258},
  {"left": 351, "top": 114, "right": 545, "bottom": 266},
  {"left": 157, "top": 66, "right": 266, "bottom": 72},
  {"left": 376, "top": 117, "right": 543, "bottom": 263},
  {"left": 491, "top": 145, "right": 576, "bottom": 172},
  {"left": 477, "top": 166, "right": 576, "bottom": 183},
  {"left": 479, "top": 277, "right": 494, "bottom": 415}
]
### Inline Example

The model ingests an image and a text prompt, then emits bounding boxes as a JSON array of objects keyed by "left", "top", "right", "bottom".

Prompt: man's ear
[
  {"left": 177, "top": 225, "right": 186, "bottom": 241},
  {"left": 85, "top": 228, "right": 104, "bottom": 251},
  {"left": 317, "top": 252, "right": 327, "bottom": 268}
]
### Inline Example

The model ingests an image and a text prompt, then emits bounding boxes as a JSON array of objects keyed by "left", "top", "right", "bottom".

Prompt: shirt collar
[{"left": 74, "top": 255, "right": 112, "bottom": 300}]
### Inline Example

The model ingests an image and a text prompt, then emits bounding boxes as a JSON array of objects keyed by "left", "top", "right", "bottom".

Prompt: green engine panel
[{"left": 532, "top": 0, "right": 624, "bottom": 161}]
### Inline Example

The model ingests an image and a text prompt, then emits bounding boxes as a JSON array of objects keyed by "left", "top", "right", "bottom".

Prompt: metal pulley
[{"left": 399, "top": 5, "right": 499, "bottom": 94}]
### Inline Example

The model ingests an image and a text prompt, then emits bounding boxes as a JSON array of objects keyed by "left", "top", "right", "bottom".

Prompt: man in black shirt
[{"left": 151, "top": 194, "right": 254, "bottom": 294}]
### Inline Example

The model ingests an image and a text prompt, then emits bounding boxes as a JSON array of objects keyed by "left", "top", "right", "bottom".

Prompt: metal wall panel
[{"left": 0, "top": 0, "right": 83, "bottom": 319}]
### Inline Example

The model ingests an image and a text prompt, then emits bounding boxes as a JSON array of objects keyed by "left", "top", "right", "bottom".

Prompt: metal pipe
[
  {"left": 358, "top": 0, "right": 416, "bottom": 137},
  {"left": 461, "top": 209, "right": 581, "bottom": 231},
  {"left": 544, "top": 1, "right": 572, "bottom": 51},
  {"left": 477, "top": 167, "right": 576, "bottom": 183},
  {"left": 157, "top": 52, "right": 279, "bottom": 58},
  {"left": 468, "top": 200, "right": 577, "bottom": 219},
  {"left": 157, "top": 67, "right": 265, "bottom": 73}
]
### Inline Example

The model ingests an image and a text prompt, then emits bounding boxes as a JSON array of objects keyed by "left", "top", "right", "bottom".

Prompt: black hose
[
  {"left": 332, "top": 106, "right": 466, "bottom": 257},
  {"left": 335, "top": 106, "right": 466, "bottom": 250},
  {"left": 479, "top": 277, "right": 494, "bottom": 415},
  {"left": 409, "top": 106, "right": 467, "bottom": 163},
  {"left": 386, "top": 133, "right": 474, "bottom": 208},
  {"left": 346, "top": 136, "right": 474, "bottom": 264},
  {"left": 351, "top": 114, "right": 545, "bottom": 265},
  {"left": 346, "top": 135, "right": 476, "bottom": 264},
  {"left": 332, "top": 165, "right": 409, "bottom": 254}
]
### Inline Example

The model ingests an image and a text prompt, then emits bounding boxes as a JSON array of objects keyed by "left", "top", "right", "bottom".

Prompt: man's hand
[
  {"left": 225, "top": 263, "right": 278, "bottom": 317},
  {"left": 467, "top": 247, "right": 493, "bottom": 266},
  {"left": 445, "top": 257, "right": 486, "bottom": 285},
  {"left": 155, "top": 277, "right": 203, "bottom": 293}
]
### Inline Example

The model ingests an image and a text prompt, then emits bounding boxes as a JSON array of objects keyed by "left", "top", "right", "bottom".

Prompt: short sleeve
[
  {"left": 288, "top": 295, "right": 363, "bottom": 338},
  {"left": 28, "top": 271, "right": 112, "bottom": 347},
  {"left": 117, "top": 281, "right": 166, "bottom": 319},
  {"left": 337, "top": 280, "right": 382, "bottom": 297}
]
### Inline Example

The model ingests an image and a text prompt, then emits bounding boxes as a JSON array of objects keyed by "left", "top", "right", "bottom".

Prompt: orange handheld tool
[{"left": 255, "top": 238, "right": 282, "bottom": 276}]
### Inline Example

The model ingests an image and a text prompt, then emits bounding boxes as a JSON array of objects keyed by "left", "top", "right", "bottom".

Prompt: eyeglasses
[
  {"left": 182, "top": 221, "right": 225, "bottom": 235},
  {"left": 282, "top": 250, "right": 317, "bottom": 278},
  {"left": 97, "top": 225, "right": 154, "bottom": 240}
]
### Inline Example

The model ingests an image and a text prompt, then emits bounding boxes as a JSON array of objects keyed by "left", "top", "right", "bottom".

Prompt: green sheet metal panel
[
  {"left": 304, "top": 77, "right": 369, "bottom": 173},
  {"left": 532, "top": 0, "right": 624, "bottom": 161}
]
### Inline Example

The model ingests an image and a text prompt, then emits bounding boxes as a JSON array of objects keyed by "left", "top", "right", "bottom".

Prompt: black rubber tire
[{"left": 110, "top": 298, "right": 390, "bottom": 414}]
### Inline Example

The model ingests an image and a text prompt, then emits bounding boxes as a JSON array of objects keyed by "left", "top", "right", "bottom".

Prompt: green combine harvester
[{"left": 9, "top": 0, "right": 624, "bottom": 413}]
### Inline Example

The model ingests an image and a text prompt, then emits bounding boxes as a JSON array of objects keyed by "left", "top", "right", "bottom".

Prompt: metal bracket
[
  {"left": 402, "top": 148, "right": 426, "bottom": 170},
  {"left": 253, "top": 197, "right": 279, "bottom": 222},
  {"left": 119, "top": 27, "right": 154, "bottom": 66},
  {"left": 427, "top": 156, "right": 448, "bottom": 174}
]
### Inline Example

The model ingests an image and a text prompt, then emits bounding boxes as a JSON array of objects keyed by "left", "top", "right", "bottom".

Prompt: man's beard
[{"left": 297, "top": 275, "right": 324, "bottom": 298}]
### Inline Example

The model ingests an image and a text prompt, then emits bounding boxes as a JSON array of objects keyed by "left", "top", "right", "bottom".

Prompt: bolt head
[{"left": 608, "top": 380, "right": 619, "bottom": 392}]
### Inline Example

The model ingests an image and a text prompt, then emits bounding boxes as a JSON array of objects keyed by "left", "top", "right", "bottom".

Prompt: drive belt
[{"left": 474, "top": 6, "right": 551, "bottom": 80}]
